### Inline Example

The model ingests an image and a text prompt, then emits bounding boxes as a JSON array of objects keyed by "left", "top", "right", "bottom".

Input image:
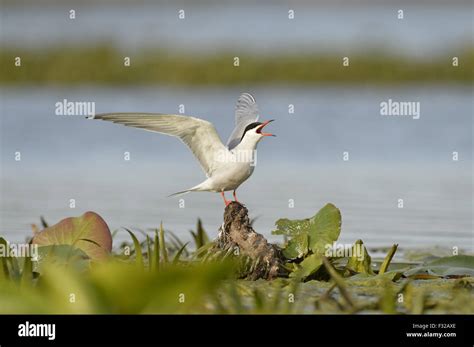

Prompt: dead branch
[{"left": 215, "top": 202, "right": 287, "bottom": 280}]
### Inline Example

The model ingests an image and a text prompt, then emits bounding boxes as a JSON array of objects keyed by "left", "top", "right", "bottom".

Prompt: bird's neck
[
  {"left": 230, "top": 136, "right": 260, "bottom": 165},
  {"left": 233, "top": 135, "right": 260, "bottom": 152}
]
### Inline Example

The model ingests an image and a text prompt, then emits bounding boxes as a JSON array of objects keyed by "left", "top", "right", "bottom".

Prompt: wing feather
[
  {"left": 226, "top": 93, "right": 259, "bottom": 150},
  {"left": 93, "top": 113, "right": 227, "bottom": 176}
]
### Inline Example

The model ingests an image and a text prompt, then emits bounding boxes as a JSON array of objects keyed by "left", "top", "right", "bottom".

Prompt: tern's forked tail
[{"left": 168, "top": 182, "right": 207, "bottom": 197}]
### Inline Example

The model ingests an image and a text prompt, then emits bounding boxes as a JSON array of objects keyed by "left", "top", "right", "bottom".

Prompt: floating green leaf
[
  {"left": 274, "top": 203, "right": 341, "bottom": 260},
  {"left": 346, "top": 271, "right": 403, "bottom": 284},
  {"left": 428, "top": 255, "right": 474, "bottom": 268},
  {"left": 272, "top": 218, "right": 311, "bottom": 237},
  {"left": 307, "top": 204, "right": 342, "bottom": 255},
  {"left": 289, "top": 253, "right": 323, "bottom": 279},
  {"left": 282, "top": 233, "right": 309, "bottom": 259},
  {"left": 404, "top": 255, "right": 474, "bottom": 278}
]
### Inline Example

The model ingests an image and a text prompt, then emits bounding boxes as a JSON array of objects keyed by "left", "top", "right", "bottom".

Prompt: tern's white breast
[{"left": 209, "top": 161, "right": 255, "bottom": 191}]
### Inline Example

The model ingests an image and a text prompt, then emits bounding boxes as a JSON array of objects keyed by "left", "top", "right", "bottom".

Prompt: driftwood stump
[{"left": 215, "top": 202, "right": 287, "bottom": 280}]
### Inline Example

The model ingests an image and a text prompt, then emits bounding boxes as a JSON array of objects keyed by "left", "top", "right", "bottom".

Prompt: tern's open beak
[{"left": 257, "top": 119, "right": 275, "bottom": 137}]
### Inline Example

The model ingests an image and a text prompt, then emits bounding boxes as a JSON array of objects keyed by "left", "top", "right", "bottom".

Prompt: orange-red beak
[{"left": 257, "top": 119, "right": 275, "bottom": 137}]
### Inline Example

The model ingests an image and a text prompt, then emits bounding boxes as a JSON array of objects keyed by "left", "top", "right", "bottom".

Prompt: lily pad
[
  {"left": 428, "top": 255, "right": 474, "bottom": 268},
  {"left": 404, "top": 255, "right": 474, "bottom": 279},
  {"left": 32, "top": 211, "right": 112, "bottom": 261},
  {"left": 274, "top": 203, "right": 341, "bottom": 260},
  {"left": 347, "top": 271, "right": 403, "bottom": 283},
  {"left": 289, "top": 253, "right": 323, "bottom": 279},
  {"left": 282, "top": 233, "right": 308, "bottom": 259}
]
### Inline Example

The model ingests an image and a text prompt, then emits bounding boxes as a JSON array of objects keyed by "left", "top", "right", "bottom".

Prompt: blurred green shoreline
[{"left": 1, "top": 45, "right": 473, "bottom": 85}]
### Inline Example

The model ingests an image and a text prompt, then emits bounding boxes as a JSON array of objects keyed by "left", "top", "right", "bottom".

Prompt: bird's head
[{"left": 240, "top": 120, "right": 275, "bottom": 143}]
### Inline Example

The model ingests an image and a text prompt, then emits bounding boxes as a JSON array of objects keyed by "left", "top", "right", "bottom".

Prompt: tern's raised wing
[
  {"left": 226, "top": 93, "right": 259, "bottom": 150},
  {"left": 93, "top": 113, "right": 228, "bottom": 176}
]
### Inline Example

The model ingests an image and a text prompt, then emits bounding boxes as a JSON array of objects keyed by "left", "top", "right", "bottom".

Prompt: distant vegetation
[{"left": 1, "top": 45, "right": 472, "bottom": 85}]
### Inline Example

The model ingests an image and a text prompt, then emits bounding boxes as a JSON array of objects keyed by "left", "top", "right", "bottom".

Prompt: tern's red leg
[
  {"left": 221, "top": 191, "right": 231, "bottom": 206},
  {"left": 233, "top": 190, "right": 239, "bottom": 202}
]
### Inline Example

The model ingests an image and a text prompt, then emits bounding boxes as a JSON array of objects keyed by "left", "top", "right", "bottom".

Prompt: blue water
[
  {"left": 1, "top": 86, "right": 472, "bottom": 252},
  {"left": 1, "top": 1, "right": 472, "bottom": 251}
]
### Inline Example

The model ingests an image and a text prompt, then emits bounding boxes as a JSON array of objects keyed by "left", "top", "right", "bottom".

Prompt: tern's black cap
[{"left": 240, "top": 122, "right": 263, "bottom": 141}]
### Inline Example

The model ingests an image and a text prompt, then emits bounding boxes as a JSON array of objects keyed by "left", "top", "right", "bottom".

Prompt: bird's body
[
  {"left": 188, "top": 157, "right": 255, "bottom": 193},
  {"left": 91, "top": 93, "right": 274, "bottom": 205}
]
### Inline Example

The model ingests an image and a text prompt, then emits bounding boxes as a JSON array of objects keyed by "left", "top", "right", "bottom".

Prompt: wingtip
[{"left": 240, "top": 92, "right": 255, "bottom": 103}]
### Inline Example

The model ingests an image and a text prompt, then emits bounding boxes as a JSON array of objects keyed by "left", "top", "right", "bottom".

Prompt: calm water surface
[{"left": 1, "top": 86, "right": 472, "bottom": 251}]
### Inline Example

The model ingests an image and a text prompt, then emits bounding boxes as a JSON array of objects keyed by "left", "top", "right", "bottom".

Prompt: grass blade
[
  {"left": 0, "top": 237, "right": 11, "bottom": 279},
  {"left": 322, "top": 256, "right": 356, "bottom": 311},
  {"left": 192, "top": 219, "right": 210, "bottom": 249},
  {"left": 159, "top": 223, "right": 168, "bottom": 264},
  {"left": 40, "top": 216, "right": 49, "bottom": 228},
  {"left": 20, "top": 255, "right": 33, "bottom": 287},
  {"left": 166, "top": 230, "right": 188, "bottom": 255},
  {"left": 146, "top": 235, "right": 153, "bottom": 271},
  {"left": 379, "top": 244, "right": 398, "bottom": 275},
  {"left": 153, "top": 229, "right": 160, "bottom": 272},
  {"left": 111, "top": 229, "right": 120, "bottom": 239},
  {"left": 124, "top": 228, "right": 143, "bottom": 268},
  {"left": 172, "top": 242, "right": 189, "bottom": 265}
]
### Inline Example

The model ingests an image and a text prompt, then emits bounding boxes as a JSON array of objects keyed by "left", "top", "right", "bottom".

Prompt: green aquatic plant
[
  {"left": 189, "top": 219, "right": 210, "bottom": 249},
  {"left": 1, "top": 207, "right": 473, "bottom": 314},
  {"left": 32, "top": 211, "right": 112, "bottom": 261},
  {"left": 273, "top": 203, "right": 341, "bottom": 280}
]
